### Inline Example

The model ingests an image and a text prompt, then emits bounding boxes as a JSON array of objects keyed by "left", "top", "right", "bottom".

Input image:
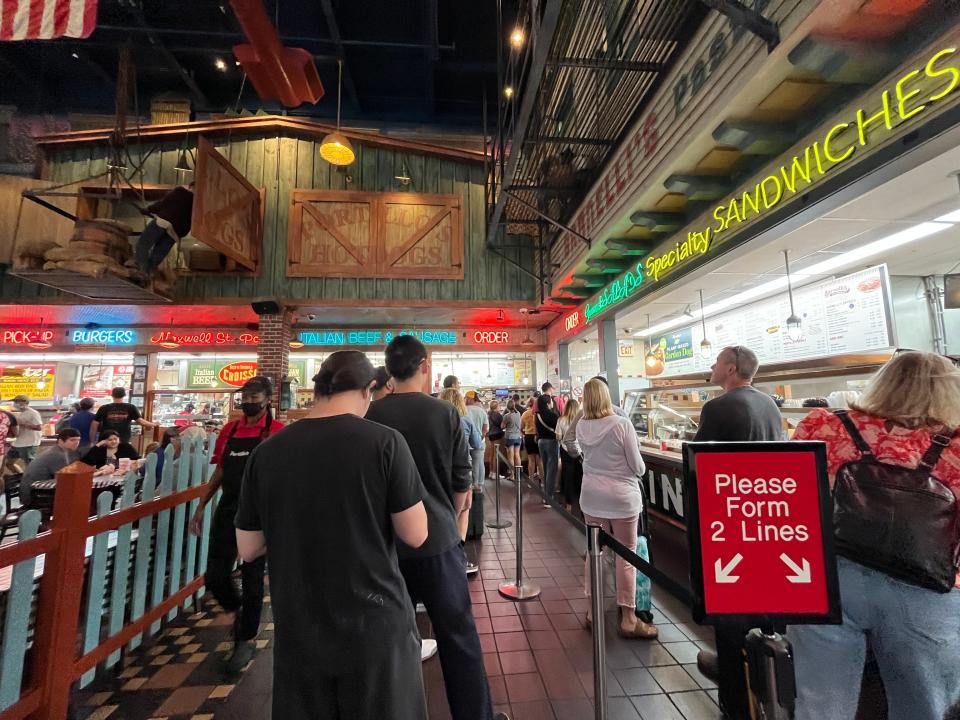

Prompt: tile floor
[{"left": 72, "top": 479, "right": 722, "bottom": 720}]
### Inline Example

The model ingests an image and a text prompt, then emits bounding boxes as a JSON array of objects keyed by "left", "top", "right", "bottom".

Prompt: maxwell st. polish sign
[{"left": 684, "top": 442, "right": 841, "bottom": 625}]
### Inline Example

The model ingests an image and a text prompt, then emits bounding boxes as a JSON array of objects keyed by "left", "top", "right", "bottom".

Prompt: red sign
[
  {"left": 689, "top": 447, "right": 837, "bottom": 622},
  {"left": 149, "top": 330, "right": 261, "bottom": 346},
  {"left": 1, "top": 329, "right": 55, "bottom": 346},
  {"left": 473, "top": 330, "right": 510, "bottom": 345},
  {"left": 218, "top": 361, "right": 258, "bottom": 387}
]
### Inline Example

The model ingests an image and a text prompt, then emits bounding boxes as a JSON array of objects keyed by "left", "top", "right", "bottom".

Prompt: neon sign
[
  {"left": 565, "top": 311, "right": 582, "bottom": 332},
  {"left": 473, "top": 331, "right": 510, "bottom": 344},
  {"left": 585, "top": 47, "right": 960, "bottom": 319},
  {"left": 299, "top": 329, "right": 458, "bottom": 346},
  {"left": 150, "top": 330, "right": 261, "bottom": 346},
  {"left": 1, "top": 329, "right": 55, "bottom": 346},
  {"left": 584, "top": 263, "right": 644, "bottom": 321},
  {"left": 70, "top": 329, "right": 137, "bottom": 345}
]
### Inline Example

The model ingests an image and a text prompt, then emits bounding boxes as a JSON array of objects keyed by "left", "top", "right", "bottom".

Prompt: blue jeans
[
  {"left": 538, "top": 439, "right": 559, "bottom": 500},
  {"left": 135, "top": 220, "right": 177, "bottom": 274},
  {"left": 791, "top": 557, "right": 960, "bottom": 720}
]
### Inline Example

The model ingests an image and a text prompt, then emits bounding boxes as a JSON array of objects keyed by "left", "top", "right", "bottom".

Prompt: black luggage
[{"left": 466, "top": 488, "right": 484, "bottom": 539}]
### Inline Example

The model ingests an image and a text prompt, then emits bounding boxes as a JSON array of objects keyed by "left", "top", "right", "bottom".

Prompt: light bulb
[
  {"left": 645, "top": 351, "right": 659, "bottom": 368},
  {"left": 509, "top": 27, "right": 524, "bottom": 48},
  {"left": 504, "top": 86, "right": 514, "bottom": 98},
  {"left": 785, "top": 314, "right": 803, "bottom": 342},
  {"left": 700, "top": 338, "right": 713, "bottom": 358}
]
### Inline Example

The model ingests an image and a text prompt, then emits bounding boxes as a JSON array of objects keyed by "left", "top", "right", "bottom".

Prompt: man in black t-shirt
[
  {"left": 90, "top": 387, "right": 154, "bottom": 444},
  {"left": 366, "top": 336, "right": 507, "bottom": 720}
]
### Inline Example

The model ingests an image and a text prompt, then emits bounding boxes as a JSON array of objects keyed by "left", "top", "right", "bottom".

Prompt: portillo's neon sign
[{"left": 587, "top": 47, "right": 960, "bottom": 320}]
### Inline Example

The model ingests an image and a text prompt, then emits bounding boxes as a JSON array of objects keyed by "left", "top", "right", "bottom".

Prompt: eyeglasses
[{"left": 892, "top": 347, "right": 960, "bottom": 367}]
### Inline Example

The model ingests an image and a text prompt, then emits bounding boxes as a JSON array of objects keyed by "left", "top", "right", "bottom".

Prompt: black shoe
[
  {"left": 493, "top": 714, "right": 510, "bottom": 720},
  {"left": 225, "top": 640, "right": 256, "bottom": 675},
  {"left": 696, "top": 648, "right": 720, "bottom": 682}
]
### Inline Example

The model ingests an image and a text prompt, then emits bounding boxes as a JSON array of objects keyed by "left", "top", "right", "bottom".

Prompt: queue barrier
[
  {"left": 493, "top": 449, "right": 540, "bottom": 601},
  {"left": 0, "top": 435, "right": 220, "bottom": 720}
]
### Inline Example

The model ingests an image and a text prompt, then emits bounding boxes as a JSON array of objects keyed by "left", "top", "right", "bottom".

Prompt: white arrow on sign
[
  {"left": 714, "top": 554, "right": 743, "bottom": 583},
  {"left": 780, "top": 553, "right": 812, "bottom": 583}
]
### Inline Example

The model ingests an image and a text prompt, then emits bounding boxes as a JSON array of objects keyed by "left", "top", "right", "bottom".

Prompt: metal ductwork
[{"left": 230, "top": 0, "right": 324, "bottom": 108}]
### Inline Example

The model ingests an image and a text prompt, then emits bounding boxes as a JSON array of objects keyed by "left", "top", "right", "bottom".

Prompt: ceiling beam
[
  {"left": 523, "top": 136, "right": 615, "bottom": 146},
  {"left": 697, "top": 0, "right": 779, "bottom": 51},
  {"left": 319, "top": 0, "right": 360, "bottom": 112},
  {"left": 548, "top": 58, "right": 663, "bottom": 72}
]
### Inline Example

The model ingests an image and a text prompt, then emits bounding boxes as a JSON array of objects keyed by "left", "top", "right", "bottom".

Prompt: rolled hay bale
[{"left": 68, "top": 219, "right": 133, "bottom": 255}]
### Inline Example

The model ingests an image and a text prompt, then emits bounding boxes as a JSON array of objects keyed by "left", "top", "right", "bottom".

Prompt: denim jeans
[
  {"left": 470, "top": 448, "right": 485, "bottom": 491},
  {"left": 135, "top": 220, "right": 177, "bottom": 274},
  {"left": 538, "top": 439, "right": 559, "bottom": 499},
  {"left": 790, "top": 557, "right": 960, "bottom": 720}
]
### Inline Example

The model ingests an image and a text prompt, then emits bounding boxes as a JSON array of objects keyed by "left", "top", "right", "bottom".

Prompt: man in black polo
[
  {"left": 366, "top": 336, "right": 507, "bottom": 720},
  {"left": 694, "top": 345, "right": 782, "bottom": 719}
]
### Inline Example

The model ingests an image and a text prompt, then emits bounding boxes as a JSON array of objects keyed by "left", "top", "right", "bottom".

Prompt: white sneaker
[
  {"left": 466, "top": 562, "right": 480, "bottom": 575},
  {"left": 421, "top": 638, "right": 438, "bottom": 661},
  {"left": 415, "top": 602, "right": 427, "bottom": 614}
]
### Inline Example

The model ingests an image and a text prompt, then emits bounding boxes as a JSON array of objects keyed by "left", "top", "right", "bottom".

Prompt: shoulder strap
[
  {"left": 260, "top": 416, "right": 273, "bottom": 439},
  {"left": 833, "top": 410, "right": 873, "bottom": 457},
  {"left": 918, "top": 427, "right": 957, "bottom": 473}
]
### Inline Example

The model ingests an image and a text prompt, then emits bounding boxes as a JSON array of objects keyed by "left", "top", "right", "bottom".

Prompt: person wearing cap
[
  {"left": 68, "top": 397, "right": 97, "bottom": 451},
  {"left": 90, "top": 387, "right": 155, "bottom": 445},
  {"left": 11, "top": 396, "right": 42, "bottom": 463},
  {"left": 189, "top": 376, "right": 285, "bottom": 674}
]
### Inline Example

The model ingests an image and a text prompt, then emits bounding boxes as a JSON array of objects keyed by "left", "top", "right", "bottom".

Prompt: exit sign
[{"left": 684, "top": 442, "right": 841, "bottom": 626}]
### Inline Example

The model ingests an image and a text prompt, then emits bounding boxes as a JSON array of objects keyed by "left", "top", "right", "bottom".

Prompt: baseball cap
[
  {"left": 12, "top": 395, "right": 28, "bottom": 403},
  {"left": 464, "top": 390, "right": 478, "bottom": 400}
]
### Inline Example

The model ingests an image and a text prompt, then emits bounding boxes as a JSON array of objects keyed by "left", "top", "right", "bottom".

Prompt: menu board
[
  {"left": 0, "top": 365, "right": 55, "bottom": 401},
  {"left": 645, "top": 265, "right": 894, "bottom": 378},
  {"left": 81, "top": 365, "right": 134, "bottom": 398},
  {"left": 186, "top": 360, "right": 307, "bottom": 389}
]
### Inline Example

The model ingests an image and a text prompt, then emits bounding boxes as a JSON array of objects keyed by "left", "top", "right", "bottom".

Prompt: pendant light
[
  {"left": 698, "top": 289, "right": 713, "bottom": 358},
  {"left": 36, "top": 351, "right": 47, "bottom": 390},
  {"left": 319, "top": 60, "right": 355, "bottom": 166},
  {"left": 644, "top": 314, "right": 659, "bottom": 370},
  {"left": 521, "top": 351, "right": 530, "bottom": 385},
  {"left": 521, "top": 307, "right": 535, "bottom": 345},
  {"left": 28, "top": 317, "right": 52, "bottom": 350},
  {"left": 486, "top": 354, "right": 493, "bottom": 384},
  {"left": 158, "top": 317, "right": 180, "bottom": 350},
  {"left": 783, "top": 249, "right": 803, "bottom": 342}
]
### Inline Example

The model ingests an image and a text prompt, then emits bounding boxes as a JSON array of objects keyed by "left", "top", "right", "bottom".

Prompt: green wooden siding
[{"left": 1, "top": 134, "right": 534, "bottom": 304}]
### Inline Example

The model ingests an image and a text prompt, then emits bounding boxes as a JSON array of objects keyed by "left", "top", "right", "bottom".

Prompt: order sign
[{"left": 684, "top": 442, "right": 840, "bottom": 625}]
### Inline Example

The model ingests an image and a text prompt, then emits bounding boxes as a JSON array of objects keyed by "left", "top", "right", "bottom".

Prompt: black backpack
[{"left": 832, "top": 410, "right": 960, "bottom": 593}]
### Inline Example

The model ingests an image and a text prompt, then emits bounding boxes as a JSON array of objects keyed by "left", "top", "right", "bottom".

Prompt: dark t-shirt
[
  {"left": 94, "top": 402, "right": 141, "bottom": 443},
  {"left": 366, "top": 392, "right": 471, "bottom": 559},
  {"left": 68, "top": 409, "right": 95, "bottom": 444},
  {"left": 235, "top": 415, "right": 423, "bottom": 669},
  {"left": 535, "top": 396, "right": 560, "bottom": 441},
  {"left": 488, "top": 411, "right": 504, "bottom": 441},
  {"left": 693, "top": 386, "right": 783, "bottom": 442}
]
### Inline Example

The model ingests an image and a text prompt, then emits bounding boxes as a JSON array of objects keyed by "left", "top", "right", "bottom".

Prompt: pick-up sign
[{"left": 684, "top": 442, "right": 841, "bottom": 625}]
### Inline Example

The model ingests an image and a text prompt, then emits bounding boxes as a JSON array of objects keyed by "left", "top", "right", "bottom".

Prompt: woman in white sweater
[{"left": 577, "top": 378, "right": 657, "bottom": 639}]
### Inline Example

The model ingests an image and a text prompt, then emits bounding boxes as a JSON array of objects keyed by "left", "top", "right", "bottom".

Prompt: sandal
[{"left": 618, "top": 621, "right": 658, "bottom": 640}]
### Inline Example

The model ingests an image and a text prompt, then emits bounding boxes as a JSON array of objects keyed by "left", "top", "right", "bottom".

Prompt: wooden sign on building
[
  {"left": 287, "top": 189, "right": 463, "bottom": 279},
  {"left": 192, "top": 137, "right": 263, "bottom": 271}
]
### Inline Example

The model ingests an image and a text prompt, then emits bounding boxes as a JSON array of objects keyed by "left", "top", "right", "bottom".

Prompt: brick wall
[{"left": 256, "top": 311, "right": 292, "bottom": 421}]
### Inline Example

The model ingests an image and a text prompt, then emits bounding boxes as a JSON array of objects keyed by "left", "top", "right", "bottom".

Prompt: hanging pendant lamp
[
  {"left": 158, "top": 317, "right": 180, "bottom": 350},
  {"left": 28, "top": 317, "right": 52, "bottom": 350},
  {"left": 783, "top": 249, "right": 803, "bottom": 342},
  {"left": 644, "top": 314, "right": 659, "bottom": 370},
  {"left": 698, "top": 289, "right": 713, "bottom": 358},
  {"left": 320, "top": 60, "right": 355, "bottom": 166}
]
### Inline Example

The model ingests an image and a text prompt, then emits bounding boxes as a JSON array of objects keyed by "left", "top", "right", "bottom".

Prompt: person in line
[
  {"left": 536, "top": 384, "right": 561, "bottom": 508},
  {"left": 21, "top": 428, "right": 82, "bottom": 505},
  {"left": 10, "top": 396, "right": 43, "bottom": 463},
  {"left": 790, "top": 351, "right": 960, "bottom": 720},
  {"left": 81, "top": 429, "right": 140, "bottom": 472},
  {"left": 486, "top": 400, "right": 505, "bottom": 480},
  {"left": 367, "top": 336, "right": 507, "bottom": 720},
  {"left": 90, "top": 387, "right": 155, "bottom": 445},
  {"left": 464, "top": 391, "right": 489, "bottom": 496},
  {"left": 578, "top": 379, "right": 657, "bottom": 639},
  {"left": 591, "top": 376, "right": 628, "bottom": 417},
  {"left": 694, "top": 346, "right": 783, "bottom": 720},
  {"left": 556, "top": 397, "right": 583, "bottom": 516},
  {"left": 440, "top": 388, "right": 482, "bottom": 568},
  {"left": 133, "top": 182, "right": 194, "bottom": 284},
  {"left": 443, "top": 375, "right": 460, "bottom": 390},
  {"left": 152, "top": 427, "right": 182, "bottom": 481},
  {"left": 520, "top": 396, "right": 541, "bottom": 480},
  {"left": 372, "top": 366, "right": 394, "bottom": 401},
  {"left": 501, "top": 399, "right": 523, "bottom": 470},
  {"left": 68, "top": 397, "right": 97, "bottom": 452},
  {"left": 189, "top": 376, "right": 284, "bottom": 674},
  {"left": 235, "top": 352, "right": 428, "bottom": 720}
]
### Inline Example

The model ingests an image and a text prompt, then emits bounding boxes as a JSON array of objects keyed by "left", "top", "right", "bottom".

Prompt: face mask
[{"left": 241, "top": 402, "right": 265, "bottom": 417}]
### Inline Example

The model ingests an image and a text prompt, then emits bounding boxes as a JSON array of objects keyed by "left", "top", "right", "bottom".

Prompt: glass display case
[{"left": 146, "top": 390, "right": 237, "bottom": 431}]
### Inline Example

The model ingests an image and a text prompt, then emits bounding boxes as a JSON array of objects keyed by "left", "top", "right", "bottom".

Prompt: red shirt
[
  {"left": 212, "top": 414, "right": 285, "bottom": 466},
  {"left": 794, "top": 408, "right": 960, "bottom": 587}
]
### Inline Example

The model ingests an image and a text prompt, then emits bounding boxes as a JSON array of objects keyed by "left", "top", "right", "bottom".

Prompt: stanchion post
[
  {"left": 498, "top": 465, "right": 541, "bottom": 601},
  {"left": 487, "top": 450, "right": 512, "bottom": 530},
  {"left": 587, "top": 524, "right": 608, "bottom": 720}
]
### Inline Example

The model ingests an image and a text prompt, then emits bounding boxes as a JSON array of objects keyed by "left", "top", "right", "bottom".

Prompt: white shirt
[
  {"left": 13, "top": 407, "right": 42, "bottom": 448},
  {"left": 576, "top": 414, "right": 645, "bottom": 519}
]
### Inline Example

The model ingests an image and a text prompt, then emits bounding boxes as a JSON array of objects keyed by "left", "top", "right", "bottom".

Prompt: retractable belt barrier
[
  {"left": 494, "top": 448, "right": 541, "bottom": 601},
  {"left": 487, "top": 449, "right": 512, "bottom": 530}
]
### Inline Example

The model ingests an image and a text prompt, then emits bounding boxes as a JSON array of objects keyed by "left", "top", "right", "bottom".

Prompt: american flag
[{"left": 0, "top": 0, "right": 97, "bottom": 41}]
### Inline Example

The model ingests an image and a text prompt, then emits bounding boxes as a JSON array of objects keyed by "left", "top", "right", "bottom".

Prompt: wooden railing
[{"left": 0, "top": 436, "right": 217, "bottom": 720}]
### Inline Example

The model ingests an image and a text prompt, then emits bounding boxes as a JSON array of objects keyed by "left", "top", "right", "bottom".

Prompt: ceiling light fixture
[
  {"left": 214, "top": 57, "right": 228, "bottom": 72},
  {"left": 644, "top": 315, "right": 658, "bottom": 370},
  {"left": 320, "top": 59, "right": 355, "bottom": 166},
  {"left": 28, "top": 317, "right": 52, "bottom": 350},
  {"left": 783, "top": 249, "right": 803, "bottom": 342},
  {"left": 509, "top": 27, "right": 525, "bottom": 48},
  {"left": 635, "top": 219, "right": 953, "bottom": 339},
  {"left": 158, "top": 317, "right": 180, "bottom": 350},
  {"left": 289, "top": 338, "right": 305, "bottom": 349},
  {"left": 504, "top": 85, "right": 514, "bottom": 99},
  {"left": 486, "top": 354, "right": 493, "bottom": 384},
  {"left": 394, "top": 160, "right": 412, "bottom": 186},
  {"left": 521, "top": 308, "right": 535, "bottom": 344},
  {"left": 698, "top": 289, "right": 712, "bottom": 359}
]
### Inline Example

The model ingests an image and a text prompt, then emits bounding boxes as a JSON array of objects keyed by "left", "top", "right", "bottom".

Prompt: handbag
[{"left": 832, "top": 410, "right": 960, "bottom": 593}]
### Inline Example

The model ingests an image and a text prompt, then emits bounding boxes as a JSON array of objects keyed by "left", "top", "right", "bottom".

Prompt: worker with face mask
[{"left": 189, "top": 375, "right": 285, "bottom": 675}]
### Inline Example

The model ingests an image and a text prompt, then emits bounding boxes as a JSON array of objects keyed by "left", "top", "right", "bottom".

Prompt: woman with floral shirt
[{"left": 790, "top": 351, "right": 960, "bottom": 720}]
